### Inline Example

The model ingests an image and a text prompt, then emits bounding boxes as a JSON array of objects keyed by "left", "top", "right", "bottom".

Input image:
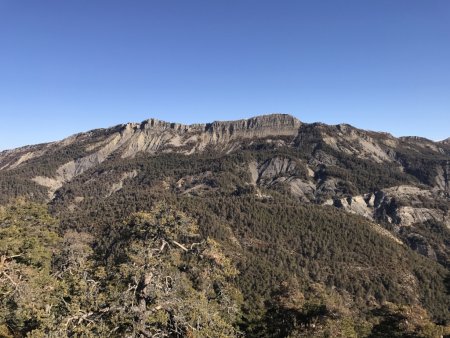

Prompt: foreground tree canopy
[{"left": 0, "top": 201, "right": 448, "bottom": 337}]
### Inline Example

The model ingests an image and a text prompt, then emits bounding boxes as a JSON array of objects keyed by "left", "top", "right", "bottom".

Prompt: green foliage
[
  {"left": 1, "top": 201, "right": 243, "bottom": 337},
  {"left": 399, "top": 220, "right": 450, "bottom": 268},
  {"left": 0, "top": 201, "right": 64, "bottom": 336},
  {"left": 368, "top": 303, "right": 449, "bottom": 338},
  {"left": 93, "top": 204, "right": 243, "bottom": 337},
  {"left": 259, "top": 282, "right": 360, "bottom": 338}
]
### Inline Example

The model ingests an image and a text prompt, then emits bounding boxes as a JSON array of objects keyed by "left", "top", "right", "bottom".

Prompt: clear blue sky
[{"left": 1, "top": 0, "right": 449, "bottom": 150}]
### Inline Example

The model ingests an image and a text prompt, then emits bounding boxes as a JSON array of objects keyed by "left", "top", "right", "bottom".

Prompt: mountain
[
  {"left": 439, "top": 137, "right": 450, "bottom": 145},
  {"left": 0, "top": 114, "right": 449, "bottom": 337}
]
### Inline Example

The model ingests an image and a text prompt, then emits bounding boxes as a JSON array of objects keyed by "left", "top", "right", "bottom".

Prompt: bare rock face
[
  {"left": 327, "top": 195, "right": 374, "bottom": 220},
  {"left": 103, "top": 114, "right": 302, "bottom": 158},
  {"left": 246, "top": 155, "right": 317, "bottom": 201},
  {"left": 258, "top": 157, "right": 298, "bottom": 182},
  {"left": 327, "top": 185, "right": 449, "bottom": 229},
  {"left": 434, "top": 161, "right": 449, "bottom": 194},
  {"left": 396, "top": 207, "right": 448, "bottom": 228},
  {"left": 205, "top": 114, "right": 301, "bottom": 141},
  {"left": 320, "top": 124, "right": 396, "bottom": 163},
  {"left": 288, "top": 178, "right": 316, "bottom": 202}
]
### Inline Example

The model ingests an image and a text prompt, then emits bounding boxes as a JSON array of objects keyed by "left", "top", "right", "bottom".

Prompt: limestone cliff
[{"left": 5, "top": 114, "right": 300, "bottom": 197}]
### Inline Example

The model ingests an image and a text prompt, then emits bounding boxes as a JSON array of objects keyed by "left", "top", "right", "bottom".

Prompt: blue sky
[{"left": 0, "top": 0, "right": 449, "bottom": 150}]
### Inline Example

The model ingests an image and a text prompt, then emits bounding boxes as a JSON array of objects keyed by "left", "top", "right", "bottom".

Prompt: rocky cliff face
[
  {"left": 205, "top": 113, "right": 301, "bottom": 140},
  {"left": 325, "top": 185, "right": 449, "bottom": 228},
  {"left": 435, "top": 161, "right": 449, "bottom": 194}
]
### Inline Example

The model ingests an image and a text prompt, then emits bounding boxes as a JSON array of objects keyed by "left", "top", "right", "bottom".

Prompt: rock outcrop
[
  {"left": 325, "top": 185, "right": 449, "bottom": 229},
  {"left": 205, "top": 114, "right": 301, "bottom": 141}
]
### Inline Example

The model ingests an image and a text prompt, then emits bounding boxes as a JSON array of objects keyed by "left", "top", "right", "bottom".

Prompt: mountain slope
[{"left": 0, "top": 114, "right": 449, "bottom": 337}]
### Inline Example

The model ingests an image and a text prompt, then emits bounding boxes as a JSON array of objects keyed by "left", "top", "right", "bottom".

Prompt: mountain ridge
[
  {"left": 1, "top": 113, "right": 449, "bottom": 203},
  {"left": 1, "top": 113, "right": 447, "bottom": 154}
]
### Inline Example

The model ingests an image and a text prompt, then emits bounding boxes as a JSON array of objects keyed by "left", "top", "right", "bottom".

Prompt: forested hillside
[{"left": 1, "top": 114, "right": 449, "bottom": 337}]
